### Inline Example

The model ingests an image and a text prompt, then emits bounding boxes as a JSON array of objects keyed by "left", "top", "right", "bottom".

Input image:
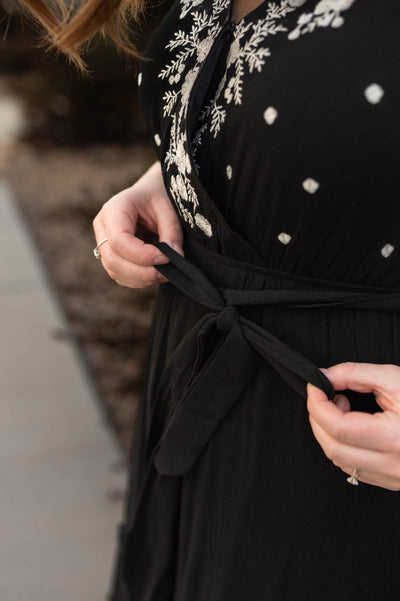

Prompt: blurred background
[{"left": 0, "top": 2, "right": 169, "bottom": 599}]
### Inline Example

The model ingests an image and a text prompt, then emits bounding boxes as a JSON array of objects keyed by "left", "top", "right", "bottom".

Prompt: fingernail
[
  {"left": 154, "top": 254, "right": 169, "bottom": 265},
  {"left": 157, "top": 272, "right": 168, "bottom": 283},
  {"left": 172, "top": 242, "right": 184, "bottom": 257}
]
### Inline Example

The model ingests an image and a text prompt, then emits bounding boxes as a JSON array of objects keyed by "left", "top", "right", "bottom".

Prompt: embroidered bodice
[{"left": 138, "top": 0, "right": 400, "bottom": 287}]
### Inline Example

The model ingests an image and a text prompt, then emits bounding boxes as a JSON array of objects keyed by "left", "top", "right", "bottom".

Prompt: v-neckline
[
  {"left": 229, "top": 0, "right": 269, "bottom": 26},
  {"left": 177, "top": 9, "right": 266, "bottom": 264}
]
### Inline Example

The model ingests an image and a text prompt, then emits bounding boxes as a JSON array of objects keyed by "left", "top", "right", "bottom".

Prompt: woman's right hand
[{"left": 92, "top": 161, "right": 184, "bottom": 288}]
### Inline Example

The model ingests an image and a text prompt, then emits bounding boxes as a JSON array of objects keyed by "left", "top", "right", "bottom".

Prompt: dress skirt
[
  {"left": 108, "top": 0, "right": 400, "bottom": 598},
  {"left": 109, "top": 236, "right": 400, "bottom": 601}
]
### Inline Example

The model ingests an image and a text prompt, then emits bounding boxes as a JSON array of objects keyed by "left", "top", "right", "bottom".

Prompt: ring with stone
[
  {"left": 93, "top": 237, "right": 109, "bottom": 260},
  {"left": 346, "top": 468, "right": 360, "bottom": 486}
]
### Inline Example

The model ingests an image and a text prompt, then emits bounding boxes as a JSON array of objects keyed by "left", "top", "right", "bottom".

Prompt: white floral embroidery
[
  {"left": 226, "top": 164, "right": 233, "bottom": 179},
  {"left": 195, "top": 213, "right": 213, "bottom": 236},
  {"left": 179, "top": 0, "right": 204, "bottom": 19},
  {"left": 287, "top": 0, "right": 356, "bottom": 40},
  {"left": 154, "top": 133, "right": 162, "bottom": 146},
  {"left": 159, "top": 0, "right": 356, "bottom": 239},
  {"left": 159, "top": 0, "right": 230, "bottom": 237},
  {"left": 196, "top": 1, "right": 297, "bottom": 140}
]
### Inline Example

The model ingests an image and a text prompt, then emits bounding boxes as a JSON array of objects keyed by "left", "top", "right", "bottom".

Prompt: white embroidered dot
[
  {"left": 364, "top": 83, "right": 384, "bottom": 105},
  {"left": 302, "top": 178, "right": 320, "bottom": 194},
  {"left": 226, "top": 165, "right": 232, "bottom": 180},
  {"left": 137, "top": 72, "right": 142, "bottom": 86},
  {"left": 278, "top": 232, "right": 292, "bottom": 245},
  {"left": 263, "top": 106, "right": 278, "bottom": 125},
  {"left": 154, "top": 133, "right": 161, "bottom": 147},
  {"left": 381, "top": 243, "right": 394, "bottom": 258}
]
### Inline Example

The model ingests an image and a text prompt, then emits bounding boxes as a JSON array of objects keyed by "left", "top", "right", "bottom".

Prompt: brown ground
[
  {"left": 0, "top": 0, "right": 174, "bottom": 450},
  {"left": 0, "top": 4, "right": 171, "bottom": 455},
  {"left": 4, "top": 142, "right": 158, "bottom": 454}
]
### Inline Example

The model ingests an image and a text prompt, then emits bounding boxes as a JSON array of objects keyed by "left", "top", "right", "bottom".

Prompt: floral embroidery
[
  {"left": 159, "top": 0, "right": 356, "bottom": 239},
  {"left": 287, "top": 0, "right": 356, "bottom": 40},
  {"left": 159, "top": 0, "right": 230, "bottom": 238},
  {"left": 194, "top": 1, "right": 297, "bottom": 141}
]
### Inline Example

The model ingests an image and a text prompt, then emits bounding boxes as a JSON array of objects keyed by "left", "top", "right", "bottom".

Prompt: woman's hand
[
  {"left": 92, "top": 161, "right": 183, "bottom": 288},
  {"left": 307, "top": 362, "right": 400, "bottom": 491}
]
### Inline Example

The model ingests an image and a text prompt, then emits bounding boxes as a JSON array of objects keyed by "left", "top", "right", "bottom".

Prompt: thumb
[
  {"left": 333, "top": 394, "right": 351, "bottom": 413},
  {"left": 155, "top": 198, "right": 184, "bottom": 257}
]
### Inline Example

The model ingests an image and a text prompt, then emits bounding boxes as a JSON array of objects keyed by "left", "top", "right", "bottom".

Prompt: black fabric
[{"left": 108, "top": 1, "right": 400, "bottom": 599}]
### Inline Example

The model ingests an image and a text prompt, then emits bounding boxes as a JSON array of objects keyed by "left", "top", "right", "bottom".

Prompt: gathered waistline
[
  {"left": 151, "top": 241, "right": 400, "bottom": 477},
  {"left": 184, "top": 236, "right": 400, "bottom": 295}
]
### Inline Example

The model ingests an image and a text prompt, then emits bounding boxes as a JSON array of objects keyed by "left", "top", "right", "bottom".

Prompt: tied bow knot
[
  {"left": 153, "top": 242, "right": 400, "bottom": 477},
  {"left": 216, "top": 304, "right": 239, "bottom": 331},
  {"left": 152, "top": 242, "right": 338, "bottom": 476}
]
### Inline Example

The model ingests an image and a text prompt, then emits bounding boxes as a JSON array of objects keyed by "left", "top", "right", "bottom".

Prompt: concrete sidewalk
[{"left": 0, "top": 180, "right": 127, "bottom": 601}]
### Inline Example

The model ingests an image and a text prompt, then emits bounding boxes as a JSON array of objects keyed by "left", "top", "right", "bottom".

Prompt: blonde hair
[{"left": 16, "top": 0, "right": 147, "bottom": 71}]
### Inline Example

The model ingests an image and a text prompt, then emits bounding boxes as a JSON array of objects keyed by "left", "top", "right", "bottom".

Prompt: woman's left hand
[{"left": 307, "top": 362, "right": 400, "bottom": 491}]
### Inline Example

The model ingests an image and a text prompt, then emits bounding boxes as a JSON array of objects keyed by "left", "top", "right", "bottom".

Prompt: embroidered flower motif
[
  {"left": 196, "top": 2, "right": 295, "bottom": 140},
  {"left": 159, "top": 0, "right": 356, "bottom": 239},
  {"left": 179, "top": 0, "right": 204, "bottom": 19},
  {"left": 159, "top": 0, "right": 230, "bottom": 237},
  {"left": 288, "top": 0, "right": 356, "bottom": 39},
  {"left": 226, "top": 165, "right": 233, "bottom": 179}
]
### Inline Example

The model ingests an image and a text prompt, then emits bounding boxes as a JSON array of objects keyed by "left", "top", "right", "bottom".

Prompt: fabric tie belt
[
  {"left": 152, "top": 242, "right": 400, "bottom": 476},
  {"left": 109, "top": 242, "right": 400, "bottom": 600}
]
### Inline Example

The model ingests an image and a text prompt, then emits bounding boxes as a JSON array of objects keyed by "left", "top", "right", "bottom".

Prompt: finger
[
  {"left": 100, "top": 246, "right": 168, "bottom": 287},
  {"left": 321, "top": 362, "right": 400, "bottom": 399},
  {"left": 154, "top": 198, "right": 184, "bottom": 256},
  {"left": 309, "top": 415, "right": 384, "bottom": 473},
  {"left": 333, "top": 393, "right": 351, "bottom": 413},
  {"left": 307, "top": 383, "right": 396, "bottom": 451},
  {"left": 104, "top": 204, "right": 170, "bottom": 267}
]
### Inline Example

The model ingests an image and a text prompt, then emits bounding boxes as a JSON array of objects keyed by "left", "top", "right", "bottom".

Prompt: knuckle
[
  {"left": 108, "top": 269, "right": 119, "bottom": 282},
  {"left": 331, "top": 422, "right": 346, "bottom": 443},
  {"left": 109, "top": 236, "right": 123, "bottom": 256},
  {"left": 142, "top": 270, "right": 158, "bottom": 288},
  {"left": 339, "top": 361, "right": 358, "bottom": 375},
  {"left": 323, "top": 440, "right": 335, "bottom": 461},
  {"left": 390, "top": 461, "right": 400, "bottom": 482},
  {"left": 329, "top": 445, "right": 341, "bottom": 465}
]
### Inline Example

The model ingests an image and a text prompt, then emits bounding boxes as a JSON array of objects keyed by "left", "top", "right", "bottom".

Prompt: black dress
[{"left": 109, "top": 1, "right": 400, "bottom": 599}]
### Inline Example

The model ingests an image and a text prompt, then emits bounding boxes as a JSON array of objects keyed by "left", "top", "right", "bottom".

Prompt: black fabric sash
[
  {"left": 153, "top": 242, "right": 400, "bottom": 476},
  {"left": 109, "top": 242, "right": 400, "bottom": 601}
]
